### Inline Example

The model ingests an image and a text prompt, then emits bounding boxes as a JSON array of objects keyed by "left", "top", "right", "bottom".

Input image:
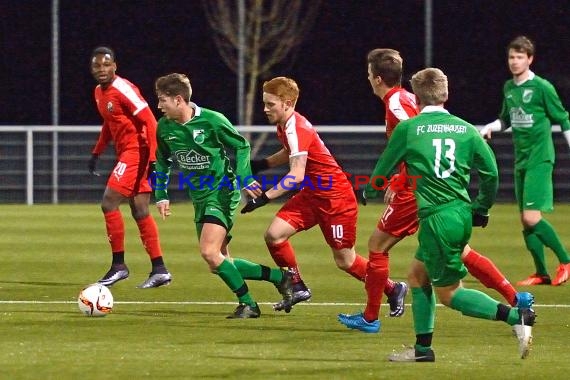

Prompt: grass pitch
[{"left": 1, "top": 203, "right": 569, "bottom": 379}]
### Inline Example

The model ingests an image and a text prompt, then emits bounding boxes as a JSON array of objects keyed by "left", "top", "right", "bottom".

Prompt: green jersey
[
  {"left": 366, "top": 106, "right": 498, "bottom": 218},
  {"left": 154, "top": 104, "right": 254, "bottom": 201},
  {"left": 499, "top": 72, "right": 570, "bottom": 169}
]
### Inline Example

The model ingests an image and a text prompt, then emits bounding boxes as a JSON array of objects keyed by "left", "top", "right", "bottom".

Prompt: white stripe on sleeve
[
  {"left": 112, "top": 77, "right": 148, "bottom": 115},
  {"left": 285, "top": 117, "right": 300, "bottom": 155},
  {"left": 389, "top": 92, "right": 410, "bottom": 121}
]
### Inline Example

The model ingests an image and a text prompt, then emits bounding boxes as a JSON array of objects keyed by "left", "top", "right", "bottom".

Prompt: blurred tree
[{"left": 202, "top": 0, "right": 321, "bottom": 130}]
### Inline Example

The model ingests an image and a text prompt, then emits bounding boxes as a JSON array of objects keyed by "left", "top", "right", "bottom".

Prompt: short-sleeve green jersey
[
  {"left": 366, "top": 106, "right": 498, "bottom": 217},
  {"left": 154, "top": 104, "right": 254, "bottom": 201},
  {"left": 499, "top": 72, "right": 570, "bottom": 169}
]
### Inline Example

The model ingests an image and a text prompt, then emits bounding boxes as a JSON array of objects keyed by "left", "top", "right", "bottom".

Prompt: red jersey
[
  {"left": 375, "top": 86, "right": 420, "bottom": 237},
  {"left": 382, "top": 87, "right": 419, "bottom": 187},
  {"left": 92, "top": 75, "right": 157, "bottom": 161},
  {"left": 383, "top": 87, "right": 418, "bottom": 138},
  {"left": 277, "top": 112, "right": 351, "bottom": 196}
]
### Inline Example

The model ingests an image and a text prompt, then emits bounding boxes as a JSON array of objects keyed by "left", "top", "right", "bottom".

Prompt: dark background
[{"left": 2, "top": 0, "right": 570, "bottom": 127}]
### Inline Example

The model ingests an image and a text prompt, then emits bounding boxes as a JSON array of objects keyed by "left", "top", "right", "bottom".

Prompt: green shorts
[
  {"left": 514, "top": 162, "right": 553, "bottom": 212},
  {"left": 193, "top": 186, "right": 241, "bottom": 239},
  {"left": 414, "top": 201, "right": 471, "bottom": 287}
]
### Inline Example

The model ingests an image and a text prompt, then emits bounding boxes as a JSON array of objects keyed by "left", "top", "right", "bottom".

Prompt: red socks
[
  {"left": 104, "top": 210, "right": 124, "bottom": 253},
  {"left": 136, "top": 215, "right": 163, "bottom": 259},
  {"left": 345, "top": 254, "right": 368, "bottom": 281},
  {"left": 267, "top": 240, "right": 302, "bottom": 282},
  {"left": 384, "top": 278, "right": 396, "bottom": 295},
  {"left": 463, "top": 249, "right": 517, "bottom": 306},
  {"left": 267, "top": 240, "right": 297, "bottom": 268},
  {"left": 364, "top": 251, "right": 389, "bottom": 321}
]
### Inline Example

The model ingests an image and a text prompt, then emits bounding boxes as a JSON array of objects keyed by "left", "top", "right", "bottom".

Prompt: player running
[
  {"left": 242, "top": 76, "right": 407, "bottom": 315},
  {"left": 338, "top": 49, "right": 531, "bottom": 334},
  {"left": 153, "top": 73, "right": 292, "bottom": 318}
]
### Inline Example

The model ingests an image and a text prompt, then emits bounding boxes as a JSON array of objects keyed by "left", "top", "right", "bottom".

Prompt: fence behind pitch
[{"left": 1, "top": 125, "right": 569, "bottom": 204}]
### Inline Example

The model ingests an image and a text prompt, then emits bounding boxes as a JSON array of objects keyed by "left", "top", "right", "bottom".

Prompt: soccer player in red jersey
[
  {"left": 88, "top": 46, "right": 171, "bottom": 289},
  {"left": 338, "top": 49, "right": 526, "bottom": 333},
  {"left": 242, "top": 77, "right": 404, "bottom": 317}
]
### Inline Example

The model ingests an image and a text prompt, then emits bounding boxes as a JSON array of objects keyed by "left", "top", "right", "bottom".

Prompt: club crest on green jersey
[
  {"left": 522, "top": 89, "right": 533, "bottom": 103},
  {"left": 193, "top": 129, "right": 205, "bottom": 144}
]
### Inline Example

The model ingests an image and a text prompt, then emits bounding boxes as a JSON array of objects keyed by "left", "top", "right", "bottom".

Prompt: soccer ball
[{"left": 77, "top": 283, "right": 114, "bottom": 317}]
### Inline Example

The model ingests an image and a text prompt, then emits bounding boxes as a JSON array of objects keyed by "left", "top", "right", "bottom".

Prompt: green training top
[
  {"left": 366, "top": 106, "right": 498, "bottom": 218},
  {"left": 154, "top": 104, "right": 254, "bottom": 201},
  {"left": 499, "top": 72, "right": 570, "bottom": 169}
]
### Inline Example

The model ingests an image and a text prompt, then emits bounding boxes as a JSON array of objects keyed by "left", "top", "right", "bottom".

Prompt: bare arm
[
  {"left": 265, "top": 153, "right": 307, "bottom": 200},
  {"left": 265, "top": 148, "right": 290, "bottom": 168}
]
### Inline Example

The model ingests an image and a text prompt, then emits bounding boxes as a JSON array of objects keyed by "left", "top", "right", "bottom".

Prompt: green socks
[
  {"left": 411, "top": 286, "right": 436, "bottom": 335},
  {"left": 523, "top": 229, "right": 548, "bottom": 275},
  {"left": 449, "top": 287, "right": 500, "bottom": 320},
  {"left": 532, "top": 219, "right": 570, "bottom": 264},
  {"left": 215, "top": 259, "right": 256, "bottom": 306},
  {"left": 233, "top": 258, "right": 283, "bottom": 283}
]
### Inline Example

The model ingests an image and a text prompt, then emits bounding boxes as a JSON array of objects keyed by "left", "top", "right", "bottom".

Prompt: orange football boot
[
  {"left": 552, "top": 263, "right": 570, "bottom": 286},
  {"left": 516, "top": 273, "right": 551, "bottom": 286}
]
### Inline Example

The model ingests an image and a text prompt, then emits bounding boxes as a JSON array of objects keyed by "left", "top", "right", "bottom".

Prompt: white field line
[{"left": 0, "top": 300, "right": 568, "bottom": 307}]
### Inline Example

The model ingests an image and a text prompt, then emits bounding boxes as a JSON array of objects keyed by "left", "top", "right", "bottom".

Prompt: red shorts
[
  {"left": 106, "top": 149, "right": 151, "bottom": 197},
  {"left": 276, "top": 189, "right": 357, "bottom": 250},
  {"left": 377, "top": 190, "right": 418, "bottom": 237}
]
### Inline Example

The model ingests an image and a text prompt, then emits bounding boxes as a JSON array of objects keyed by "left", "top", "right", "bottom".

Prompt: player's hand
[
  {"left": 88, "top": 154, "right": 100, "bottom": 176},
  {"left": 358, "top": 189, "right": 368, "bottom": 206},
  {"left": 250, "top": 158, "right": 269, "bottom": 175},
  {"left": 480, "top": 123, "right": 494, "bottom": 140},
  {"left": 357, "top": 188, "right": 367, "bottom": 206},
  {"left": 156, "top": 199, "right": 172, "bottom": 220},
  {"left": 472, "top": 212, "right": 489, "bottom": 228},
  {"left": 241, "top": 192, "right": 270, "bottom": 214},
  {"left": 363, "top": 185, "right": 381, "bottom": 205},
  {"left": 243, "top": 180, "right": 263, "bottom": 198}
]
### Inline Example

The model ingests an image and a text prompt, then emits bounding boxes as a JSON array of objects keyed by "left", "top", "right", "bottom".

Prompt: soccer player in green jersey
[
  {"left": 481, "top": 36, "right": 570, "bottom": 286},
  {"left": 338, "top": 48, "right": 527, "bottom": 335},
  {"left": 366, "top": 68, "right": 535, "bottom": 361},
  {"left": 152, "top": 73, "right": 292, "bottom": 319}
]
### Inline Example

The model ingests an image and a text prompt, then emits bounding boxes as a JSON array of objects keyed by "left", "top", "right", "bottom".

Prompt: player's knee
[
  {"left": 131, "top": 209, "right": 149, "bottom": 220},
  {"left": 521, "top": 214, "right": 541, "bottom": 228},
  {"left": 407, "top": 260, "right": 429, "bottom": 286},
  {"left": 367, "top": 241, "right": 384, "bottom": 254},
  {"left": 438, "top": 294, "right": 453, "bottom": 307},
  {"left": 263, "top": 230, "right": 282, "bottom": 245},
  {"left": 434, "top": 283, "right": 461, "bottom": 307},
  {"left": 334, "top": 258, "right": 351, "bottom": 271},
  {"left": 332, "top": 249, "right": 355, "bottom": 270},
  {"left": 200, "top": 250, "right": 219, "bottom": 268},
  {"left": 101, "top": 203, "right": 119, "bottom": 213}
]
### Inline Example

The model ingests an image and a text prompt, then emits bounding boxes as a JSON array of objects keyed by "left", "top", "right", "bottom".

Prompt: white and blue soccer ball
[{"left": 77, "top": 283, "right": 114, "bottom": 317}]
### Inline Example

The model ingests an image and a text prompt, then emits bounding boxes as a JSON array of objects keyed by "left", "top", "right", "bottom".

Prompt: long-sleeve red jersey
[{"left": 92, "top": 75, "right": 157, "bottom": 161}]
